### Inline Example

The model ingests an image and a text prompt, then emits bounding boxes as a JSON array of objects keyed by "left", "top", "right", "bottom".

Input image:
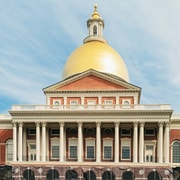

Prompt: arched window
[
  {"left": 122, "top": 171, "right": 134, "bottom": 180},
  {"left": 83, "top": 170, "right": 96, "bottom": 180},
  {"left": 147, "top": 171, "right": 161, "bottom": 180},
  {"left": 23, "top": 169, "right": 35, "bottom": 180},
  {"left": 172, "top": 141, "right": 180, "bottom": 163},
  {"left": 65, "top": 170, "right": 78, "bottom": 180},
  {"left": 6, "top": 139, "right": 13, "bottom": 161},
  {"left": 47, "top": 169, "right": 59, "bottom": 180},
  {"left": 102, "top": 170, "right": 115, "bottom": 180},
  {"left": 93, "top": 25, "right": 97, "bottom": 35}
]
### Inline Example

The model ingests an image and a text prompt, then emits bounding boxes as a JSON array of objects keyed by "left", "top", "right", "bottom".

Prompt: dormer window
[{"left": 93, "top": 25, "right": 97, "bottom": 35}]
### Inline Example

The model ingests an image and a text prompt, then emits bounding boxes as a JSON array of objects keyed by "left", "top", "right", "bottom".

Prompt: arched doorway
[
  {"left": 83, "top": 170, "right": 96, "bottom": 180},
  {"left": 147, "top": 171, "right": 162, "bottom": 180},
  {"left": 66, "top": 169, "right": 78, "bottom": 180},
  {"left": 23, "top": 169, "right": 35, "bottom": 180},
  {"left": 46, "top": 169, "right": 59, "bottom": 180},
  {"left": 122, "top": 171, "right": 134, "bottom": 180},
  {"left": 102, "top": 170, "right": 115, "bottom": 180}
]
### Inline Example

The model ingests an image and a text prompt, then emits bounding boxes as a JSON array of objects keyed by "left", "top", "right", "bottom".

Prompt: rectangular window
[
  {"left": 70, "top": 100, "right": 78, "bottom": 109},
  {"left": 51, "top": 139, "right": 59, "bottom": 159},
  {"left": 103, "top": 139, "right": 113, "bottom": 160},
  {"left": 122, "top": 146, "right": 130, "bottom": 159},
  {"left": 121, "top": 128, "right": 131, "bottom": 136},
  {"left": 69, "top": 139, "right": 78, "bottom": 159},
  {"left": 87, "top": 100, "right": 96, "bottom": 109},
  {"left": 104, "top": 100, "right": 113, "bottom": 109},
  {"left": 6, "top": 139, "right": 13, "bottom": 161},
  {"left": 86, "top": 139, "right": 95, "bottom": 159},
  {"left": 121, "top": 139, "right": 131, "bottom": 160},
  {"left": 51, "top": 129, "right": 60, "bottom": 136},
  {"left": 145, "top": 129, "right": 155, "bottom": 136},
  {"left": 28, "top": 128, "right": 36, "bottom": 135}
]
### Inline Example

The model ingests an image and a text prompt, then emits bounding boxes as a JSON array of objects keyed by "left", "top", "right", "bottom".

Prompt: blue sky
[{"left": 0, "top": 1, "right": 180, "bottom": 113}]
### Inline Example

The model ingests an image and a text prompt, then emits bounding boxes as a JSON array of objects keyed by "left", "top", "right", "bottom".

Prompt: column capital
[
  {"left": 19, "top": 122, "right": 23, "bottom": 127},
  {"left": 133, "top": 122, "right": 138, "bottom": 127},
  {"left": 140, "top": 122, "right": 145, "bottom": 127},
  {"left": 114, "top": 122, "right": 120, "bottom": 127},
  {"left": 158, "top": 121, "right": 164, "bottom": 127},
  {"left": 96, "top": 122, "right": 101, "bottom": 127},
  {"left": 78, "top": 122, "right": 83, "bottom": 127},
  {"left": 13, "top": 122, "right": 17, "bottom": 127},
  {"left": 36, "top": 122, "right": 40, "bottom": 127},
  {"left": 42, "top": 122, "right": 46, "bottom": 127},
  {"left": 59, "top": 122, "right": 64, "bottom": 127},
  {"left": 165, "top": 122, "right": 170, "bottom": 127}
]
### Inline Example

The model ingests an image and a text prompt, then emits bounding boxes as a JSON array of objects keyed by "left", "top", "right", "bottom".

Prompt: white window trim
[
  {"left": 85, "top": 138, "right": 95, "bottom": 160},
  {"left": 171, "top": 140, "right": 180, "bottom": 163},
  {"left": 122, "top": 100, "right": 131, "bottom": 108},
  {"left": 144, "top": 141, "right": 156, "bottom": 163},
  {"left": 6, "top": 139, "right": 13, "bottom": 161},
  {"left": 68, "top": 138, "right": 78, "bottom": 159},
  {"left": 87, "top": 100, "right": 96, "bottom": 109},
  {"left": 51, "top": 138, "right": 60, "bottom": 160},
  {"left": 52, "top": 100, "right": 61, "bottom": 109},
  {"left": 103, "top": 138, "right": 113, "bottom": 160},
  {"left": 121, "top": 138, "right": 131, "bottom": 160},
  {"left": 104, "top": 100, "right": 113, "bottom": 109},
  {"left": 70, "top": 100, "right": 78, "bottom": 109}
]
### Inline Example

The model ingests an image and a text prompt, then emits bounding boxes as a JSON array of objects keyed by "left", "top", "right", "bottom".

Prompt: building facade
[{"left": 0, "top": 6, "right": 180, "bottom": 180}]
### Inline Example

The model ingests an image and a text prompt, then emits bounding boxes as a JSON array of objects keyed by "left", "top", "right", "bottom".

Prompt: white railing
[{"left": 11, "top": 104, "right": 172, "bottom": 111}]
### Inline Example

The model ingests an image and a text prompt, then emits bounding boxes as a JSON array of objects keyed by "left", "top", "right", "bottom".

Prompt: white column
[
  {"left": 13, "top": 123, "right": 17, "bottom": 161},
  {"left": 133, "top": 122, "right": 138, "bottom": 163},
  {"left": 36, "top": 122, "right": 40, "bottom": 161},
  {"left": 158, "top": 122, "right": 163, "bottom": 163},
  {"left": 164, "top": 122, "right": 170, "bottom": 163},
  {"left": 60, "top": 122, "right": 64, "bottom": 162},
  {"left": 42, "top": 122, "right": 46, "bottom": 162},
  {"left": 115, "top": 122, "right": 119, "bottom": 163},
  {"left": 139, "top": 122, "right": 144, "bottom": 163},
  {"left": 78, "top": 122, "right": 83, "bottom": 162},
  {"left": 96, "top": 122, "right": 101, "bottom": 162},
  {"left": 18, "top": 122, "right": 23, "bottom": 161}
]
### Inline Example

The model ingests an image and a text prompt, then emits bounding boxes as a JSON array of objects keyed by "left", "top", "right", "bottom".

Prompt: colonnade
[{"left": 12, "top": 121, "right": 170, "bottom": 163}]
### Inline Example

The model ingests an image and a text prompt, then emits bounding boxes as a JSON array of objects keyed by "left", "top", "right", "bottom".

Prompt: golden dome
[
  {"left": 62, "top": 40, "right": 129, "bottom": 82},
  {"left": 62, "top": 6, "right": 129, "bottom": 82}
]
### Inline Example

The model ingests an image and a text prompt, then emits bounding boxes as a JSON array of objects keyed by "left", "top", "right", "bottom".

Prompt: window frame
[
  {"left": 6, "top": 139, "right": 13, "bottom": 161},
  {"left": 85, "top": 138, "right": 95, "bottom": 160},
  {"left": 103, "top": 138, "right": 113, "bottom": 160},
  {"left": 172, "top": 141, "right": 180, "bottom": 163},
  {"left": 51, "top": 138, "right": 59, "bottom": 160},
  {"left": 121, "top": 139, "right": 131, "bottom": 160},
  {"left": 68, "top": 138, "right": 78, "bottom": 160}
]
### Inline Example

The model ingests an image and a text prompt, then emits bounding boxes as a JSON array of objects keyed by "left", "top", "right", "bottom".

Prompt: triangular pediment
[{"left": 43, "top": 69, "right": 141, "bottom": 93}]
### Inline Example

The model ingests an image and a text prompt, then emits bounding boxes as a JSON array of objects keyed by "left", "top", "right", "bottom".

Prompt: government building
[{"left": 0, "top": 6, "right": 180, "bottom": 180}]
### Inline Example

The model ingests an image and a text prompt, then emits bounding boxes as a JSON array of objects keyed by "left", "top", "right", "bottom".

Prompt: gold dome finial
[{"left": 92, "top": 4, "right": 100, "bottom": 19}]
